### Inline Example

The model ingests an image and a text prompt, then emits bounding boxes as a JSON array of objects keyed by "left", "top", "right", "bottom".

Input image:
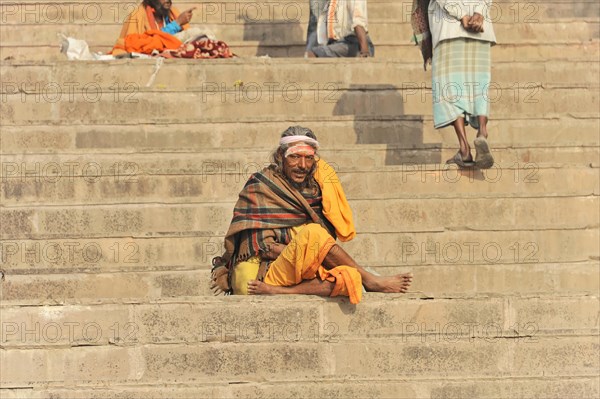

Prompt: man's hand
[
  {"left": 460, "top": 15, "right": 471, "bottom": 30},
  {"left": 468, "top": 13, "right": 485, "bottom": 33},
  {"left": 176, "top": 7, "right": 195, "bottom": 26}
]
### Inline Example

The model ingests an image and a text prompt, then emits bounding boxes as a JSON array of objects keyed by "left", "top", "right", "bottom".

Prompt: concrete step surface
[
  {"left": 2, "top": 85, "right": 597, "bottom": 124},
  {"left": 2, "top": 336, "right": 597, "bottom": 386},
  {"left": 1, "top": 295, "right": 598, "bottom": 391},
  {"left": 1, "top": 196, "right": 598, "bottom": 237},
  {"left": 1, "top": 261, "right": 598, "bottom": 303},
  {"left": 2, "top": 59, "right": 598, "bottom": 88},
  {"left": 2, "top": 377, "right": 598, "bottom": 399},
  {"left": 1, "top": 295, "right": 598, "bottom": 348},
  {"left": 2, "top": 163, "right": 598, "bottom": 206},
  {"left": 2, "top": 17, "right": 598, "bottom": 47},
  {"left": 1, "top": 146, "right": 598, "bottom": 178},
  {"left": 1, "top": 228, "right": 597, "bottom": 273},
  {"left": 4, "top": 41, "right": 599, "bottom": 61},
  {"left": 1, "top": 0, "right": 598, "bottom": 395},
  {"left": 2, "top": 0, "right": 599, "bottom": 25},
  {"left": 1, "top": 115, "right": 598, "bottom": 152}
]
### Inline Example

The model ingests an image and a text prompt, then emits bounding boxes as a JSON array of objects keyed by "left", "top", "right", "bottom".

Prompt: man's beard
[
  {"left": 148, "top": 0, "right": 170, "bottom": 17},
  {"left": 284, "top": 167, "right": 315, "bottom": 190}
]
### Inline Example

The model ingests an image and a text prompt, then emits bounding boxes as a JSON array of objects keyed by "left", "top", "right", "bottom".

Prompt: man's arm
[
  {"left": 161, "top": 7, "right": 195, "bottom": 34},
  {"left": 354, "top": 25, "right": 370, "bottom": 57},
  {"left": 262, "top": 242, "right": 286, "bottom": 260},
  {"left": 350, "top": 0, "right": 370, "bottom": 56}
]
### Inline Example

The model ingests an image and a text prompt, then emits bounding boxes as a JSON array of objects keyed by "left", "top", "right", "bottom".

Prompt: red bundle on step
[{"left": 170, "top": 37, "right": 234, "bottom": 59}]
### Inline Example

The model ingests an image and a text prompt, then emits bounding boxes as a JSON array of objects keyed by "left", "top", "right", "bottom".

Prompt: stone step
[
  {"left": 3, "top": 377, "right": 598, "bottom": 399},
  {"left": 1, "top": 262, "right": 598, "bottom": 303},
  {"left": 2, "top": 59, "right": 598, "bottom": 89},
  {"left": 1, "top": 20, "right": 597, "bottom": 49},
  {"left": 2, "top": 163, "right": 597, "bottom": 207},
  {"left": 1, "top": 146, "right": 598, "bottom": 180},
  {"left": 1, "top": 85, "right": 597, "bottom": 125},
  {"left": 1, "top": 295, "right": 598, "bottom": 348},
  {"left": 1, "top": 333, "right": 597, "bottom": 387},
  {"left": 1, "top": 197, "right": 598, "bottom": 239},
  {"left": 2, "top": 0, "right": 598, "bottom": 25},
  {"left": 1, "top": 228, "right": 597, "bottom": 273},
  {"left": 1, "top": 115, "right": 598, "bottom": 152},
  {"left": 4, "top": 41, "right": 599, "bottom": 61}
]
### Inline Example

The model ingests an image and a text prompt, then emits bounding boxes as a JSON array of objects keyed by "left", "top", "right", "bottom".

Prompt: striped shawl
[{"left": 214, "top": 165, "right": 336, "bottom": 271}]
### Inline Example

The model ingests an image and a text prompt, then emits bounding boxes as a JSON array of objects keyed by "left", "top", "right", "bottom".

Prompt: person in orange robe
[
  {"left": 111, "top": 0, "right": 193, "bottom": 55},
  {"left": 211, "top": 126, "right": 413, "bottom": 304}
]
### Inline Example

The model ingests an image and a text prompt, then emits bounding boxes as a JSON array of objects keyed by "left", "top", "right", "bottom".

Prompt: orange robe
[
  {"left": 264, "top": 224, "right": 363, "bottom": 304},
  {"left": 111, "top": 4, "right": 189, "bottom": 55}
]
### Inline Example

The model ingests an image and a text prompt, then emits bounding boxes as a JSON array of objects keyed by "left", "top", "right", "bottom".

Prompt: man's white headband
[{"left": 279, "top": 135, "right": 320, "bottom": 149}]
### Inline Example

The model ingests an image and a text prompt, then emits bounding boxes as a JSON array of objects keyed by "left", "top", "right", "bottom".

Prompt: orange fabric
[
  {"left": 314, "top": 159, "right": 356, "bottom": 242},
  {"left": 111, "top": 4, "right": 189, "bottom": 55},
  {"left": 264, "top": 224, "right": 363, "bottom": 304},
  {"left": 123, "top": 29, "right": 182, "bottom": 54},
  {"left": 319, "top": 266, "right": 363, "bottom": 304}
]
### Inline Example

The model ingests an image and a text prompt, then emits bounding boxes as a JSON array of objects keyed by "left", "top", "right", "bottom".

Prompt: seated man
[
  {"left": 111, "top": 0, "right": 193, "bottom": 55},
  {"left": 211, "top": 126, "right": 411, "bottom": 304},
  {"left": 307, "top": 0, "right": 375, "bottom": 58}
]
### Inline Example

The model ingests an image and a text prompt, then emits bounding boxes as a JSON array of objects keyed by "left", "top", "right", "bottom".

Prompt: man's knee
[{"left": 299, "top": 223, "right": 330, "bottom": 239}]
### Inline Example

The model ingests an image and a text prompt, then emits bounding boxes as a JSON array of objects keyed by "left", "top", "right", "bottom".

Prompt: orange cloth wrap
[
  {"left": 264, "top": 224, "right": 363, "bottom": 304},
  {"left": 111, "top": 4, "right": 189, "bottom": 55},
  {"left": 314, "top": 159, "right": 356, "bottom": 242},
  {"left": 123, "top": 29, "right": 182, "bottom": 54}
]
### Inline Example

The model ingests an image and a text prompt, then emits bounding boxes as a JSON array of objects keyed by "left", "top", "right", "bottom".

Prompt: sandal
[
  {"left": 446, "top": 151, "right": 475, "bottom": 168},
  {"left": 474, "top": 137, "right": 494, "bottom": 169}
]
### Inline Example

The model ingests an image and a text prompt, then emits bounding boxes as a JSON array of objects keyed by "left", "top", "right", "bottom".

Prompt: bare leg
[
  {"left": 248, "top": 278, "right": 334, "bottom": 296},
  {"left": 452, "top": 116, "right": 473, "bottom": 162},
  {"left": 474, "top": 115, "right": 494, "bottom": 168},
  {"left": 306, "top": 51, "right": 316, "bottom": 58},
  {"left": 322, "top": 244, "right": 412, "bottom": 293},
  {"left": 477, "top": 115, "right": 489, "bottom": 139}
]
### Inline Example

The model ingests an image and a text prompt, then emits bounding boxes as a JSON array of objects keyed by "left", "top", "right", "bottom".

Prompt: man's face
[
  {"left": 158, "top": 0, "right": 172, "bottom": 10},
  {"left": 281, "top": 143, "right": 317, "bottom": 185},
  {"left": 150, "top": 0, "right": 171, "bottom": 16}
]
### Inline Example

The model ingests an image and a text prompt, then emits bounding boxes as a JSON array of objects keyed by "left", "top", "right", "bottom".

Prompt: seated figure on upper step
[
  {"left": 210, "top": 126, "right": 412, "bottom": 304},
  {"left": 110, "top": 0, "right": 233, "bottom": 58},
  {"left": 306, "top": 0, "right": 375, "bottom": 58}
]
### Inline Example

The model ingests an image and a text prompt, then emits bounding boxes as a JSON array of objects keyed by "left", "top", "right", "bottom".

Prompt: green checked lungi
[{"left": 432, "top": 38, "right": 492, "bottom": 129}]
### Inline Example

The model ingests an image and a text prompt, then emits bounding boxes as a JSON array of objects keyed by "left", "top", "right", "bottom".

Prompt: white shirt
[
  {"left": 317, "top": 0, "right": 369, "bottom": 45},
  {"left": 429, "top": 0, "right": 497, "bottom": 49}
]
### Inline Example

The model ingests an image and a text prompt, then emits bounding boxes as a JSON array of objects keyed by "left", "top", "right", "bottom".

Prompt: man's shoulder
[{"left": 242, "top": 165, "right": 275, "bottom": 185}]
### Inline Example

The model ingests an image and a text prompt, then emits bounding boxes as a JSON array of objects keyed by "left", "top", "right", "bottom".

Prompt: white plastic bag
[{"left": 59, "top": 34, "right": 95, "bottom": 60}]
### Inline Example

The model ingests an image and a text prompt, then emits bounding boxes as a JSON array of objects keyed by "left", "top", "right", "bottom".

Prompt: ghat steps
[{"left": 1, "top": 0, "right": 599, "bottom": 397}]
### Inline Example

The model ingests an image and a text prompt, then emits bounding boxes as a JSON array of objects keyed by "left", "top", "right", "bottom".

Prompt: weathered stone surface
[
  {"left": 0, "top": 1, "right": 597, "bottom": 395},
  {"left": 1, "top": 196, "right": 597, "bottom": 239},
  {"left": 1, "top": 20, "right": 597, "bottom": 48},
  {"left": 332, "top": 336, "right": 599, "bottom": 377},
  {"left": 2, "top": 60, "right": 598, "bottom": 90},
  {"left": 2, "top": 0, "right": 597, "bottom": 26},
  {"left": 0, "top": 116, "right": 599, "bottom": 154},
  {"left": 2, "top": 165, "right": 598, "bottom": 207},
  {"left": 3, "top": 41, "right": 599, "bottom": 62},
  {"left": 0, "top": 271, "right": 213, "bottom": 303},
  {"left": 3, "top": 377, "right": 599, "bottom": 399},
  {"left": 1, "top": 85, "right": 598, "bottom": 125}
]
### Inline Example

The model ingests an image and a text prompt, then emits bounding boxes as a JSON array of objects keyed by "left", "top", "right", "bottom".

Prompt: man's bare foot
[
  {"left": 363, "top": 273, "right": 413, "bottom": 293},
  {"left": 247, "top": 280, "right": 283, "bottom": 295}
]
